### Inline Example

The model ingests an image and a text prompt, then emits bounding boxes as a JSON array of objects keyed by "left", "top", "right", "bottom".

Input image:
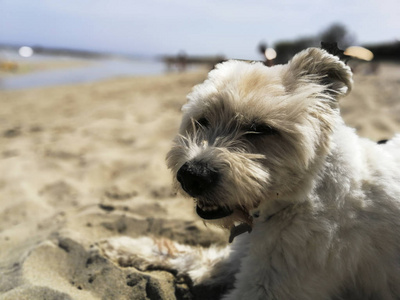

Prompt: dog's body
[
  {"left": 165, "top": 48, "right": 400, "bottom": 299},
  {"left": 220, "top": 131, "right": 400, "bottom": 300},
  {"left": 104, "top": 48, "right": 400, "bottom": 299}
]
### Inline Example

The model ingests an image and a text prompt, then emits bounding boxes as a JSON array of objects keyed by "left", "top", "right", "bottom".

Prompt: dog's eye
[
  {"left": 196, "top": 117, "right": 210, "bottom": 128},
  {"left": 245, "top": 123, "right": 279, "bottom": 136}
]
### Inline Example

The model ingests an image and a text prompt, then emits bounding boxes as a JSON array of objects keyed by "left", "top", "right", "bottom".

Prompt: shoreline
[{"left": 0, "top": 57, "right": 187, "bottom": 90}]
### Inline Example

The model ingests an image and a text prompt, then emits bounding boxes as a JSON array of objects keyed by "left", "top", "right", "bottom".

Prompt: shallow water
[{"left": 0, "top": 56, "right": 168, "bottom": 90}]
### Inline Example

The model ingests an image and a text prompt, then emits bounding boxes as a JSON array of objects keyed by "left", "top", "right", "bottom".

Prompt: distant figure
[
  {"left": 258, "top": 41, "right": 276, "bottom": 67},
  {"left": 258, "top": 42, "right": 267, "bottom": 58},
  {"left": 177, "top": 51, "right": 187, "bottom": 72}
]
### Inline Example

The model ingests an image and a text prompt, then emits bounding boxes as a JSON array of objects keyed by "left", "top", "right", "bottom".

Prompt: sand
[{"left": 0, "top": 61, "right": 399, "bottom": 300}]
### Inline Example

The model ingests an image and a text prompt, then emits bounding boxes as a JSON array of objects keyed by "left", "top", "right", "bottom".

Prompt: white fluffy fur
[{"left": 104, "top": 48, "right": 400, "bottom": 299}]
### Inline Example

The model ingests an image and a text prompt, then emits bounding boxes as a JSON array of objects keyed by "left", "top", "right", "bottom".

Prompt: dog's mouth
[{"left": 195, "top": 203, "right": 233, "bottom": 220}]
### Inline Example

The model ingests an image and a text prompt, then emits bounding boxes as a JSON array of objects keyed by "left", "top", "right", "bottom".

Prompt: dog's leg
[{"left": 100, "top": 236, "right": 246, "bottom": 294}]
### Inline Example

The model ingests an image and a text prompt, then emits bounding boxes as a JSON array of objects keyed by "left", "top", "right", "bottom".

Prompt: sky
[{"left": 1, "top": 0, "right": 399, "bottom": 60}]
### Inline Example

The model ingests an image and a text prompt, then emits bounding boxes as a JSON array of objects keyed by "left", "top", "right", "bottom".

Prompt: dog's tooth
[
  {"left": 206, "top": 206, "right": 216, "bottom": 211},
  {"left": 199, "top": 204, "right": 220, "bottom": 211}
]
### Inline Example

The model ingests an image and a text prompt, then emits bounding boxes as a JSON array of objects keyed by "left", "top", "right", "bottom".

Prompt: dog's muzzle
[
  {"left": 177, "top": 162, "right": 234, "bottom": 220},
  {"left": 177, "top": 162, "right": 219, "bottom": 197}
]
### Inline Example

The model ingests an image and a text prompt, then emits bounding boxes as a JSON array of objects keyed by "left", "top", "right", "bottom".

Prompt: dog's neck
[
  {"left": 314, "top": 125, "right": 363, "bottom": 204},
  {"left": 228, "top": 125, "right": 363, "bottom": 243},
  {"left": 228, "top": 196, "right": 294, "bottom": 243},
  {"left": 252, "top": 197, "right": 295, "bottom": 222},
  {"left": 246, "top": 126, "right": 360, "bottom": 227}
]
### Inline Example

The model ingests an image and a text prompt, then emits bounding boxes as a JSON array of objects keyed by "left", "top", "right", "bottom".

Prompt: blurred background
[
  {"left": 1, "top": 2, "right": 400, "bottom": 299},
  {"left": 1, "top": 0, "right": 400, "bottom": 88}
]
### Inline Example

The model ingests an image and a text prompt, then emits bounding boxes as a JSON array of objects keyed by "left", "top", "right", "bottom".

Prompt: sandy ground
[{"left": 0, "top": 61, "right": 399, "bottom": 300}]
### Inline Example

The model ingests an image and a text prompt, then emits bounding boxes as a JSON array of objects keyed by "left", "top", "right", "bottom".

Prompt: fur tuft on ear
[{"left": 284, "top": 47, "right": 353, "bottom": 99}]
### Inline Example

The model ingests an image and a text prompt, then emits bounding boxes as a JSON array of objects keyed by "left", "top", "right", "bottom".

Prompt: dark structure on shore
[
  {"left": 162, "top": 54, "right": 226, "bottom": 71},
  {"left": 363, "top": 42, "right": 400, "bottom": 61}
]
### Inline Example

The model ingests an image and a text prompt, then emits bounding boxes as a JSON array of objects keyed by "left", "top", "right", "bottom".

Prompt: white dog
[{"left": 105, "top": 48, "right": 400, "bottom": 299}]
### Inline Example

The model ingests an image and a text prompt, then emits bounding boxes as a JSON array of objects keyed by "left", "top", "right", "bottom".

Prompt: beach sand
[{"left": 0, "top": 62, "right": 399, "bottom": 299}]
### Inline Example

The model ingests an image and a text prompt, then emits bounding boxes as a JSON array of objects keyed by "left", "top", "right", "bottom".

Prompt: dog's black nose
[{"left": 177, "top": 162, "right": 219, "bottom": 197}]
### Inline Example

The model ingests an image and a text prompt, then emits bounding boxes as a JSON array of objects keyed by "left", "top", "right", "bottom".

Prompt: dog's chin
[
  {"left": 194, "top": 200, "right": 253, "bottom": 230},
  {"left": 195, "top": 204, "right": 233, "bottom": 220}
]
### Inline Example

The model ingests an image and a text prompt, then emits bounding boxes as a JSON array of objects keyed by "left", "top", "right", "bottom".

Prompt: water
[{"left": 0, "top": 51, "right": 170, "bottom": 90}]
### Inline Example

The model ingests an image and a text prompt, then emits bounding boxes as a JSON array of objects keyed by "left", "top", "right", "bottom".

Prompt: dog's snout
[{"left": 177, "top": 162, "right": 219, "bottom": 197}]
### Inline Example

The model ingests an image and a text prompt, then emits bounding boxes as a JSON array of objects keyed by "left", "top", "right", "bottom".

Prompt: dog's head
[{"left": 166, "top": 48, "right": 352, "bottom": 229}]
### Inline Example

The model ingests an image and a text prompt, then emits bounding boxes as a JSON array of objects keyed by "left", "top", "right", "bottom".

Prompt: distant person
[
  {"left": 258, "top": 41, "right": 275, "bottom": 67},
  {"left": 258, "top": 42, "right": 267, "bottom": 58},
  {"left": 177, "top": 51, "right": 187, "bottom": 72}
]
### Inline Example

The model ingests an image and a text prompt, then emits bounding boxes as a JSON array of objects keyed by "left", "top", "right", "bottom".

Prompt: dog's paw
[{"left": 99, "top": 236, "right": 183, "bottom": 270}]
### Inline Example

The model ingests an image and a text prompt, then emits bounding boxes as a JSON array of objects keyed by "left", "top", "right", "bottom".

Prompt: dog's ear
[{"left": 284, "top": 47, "right": 353, "bottom": 99}]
